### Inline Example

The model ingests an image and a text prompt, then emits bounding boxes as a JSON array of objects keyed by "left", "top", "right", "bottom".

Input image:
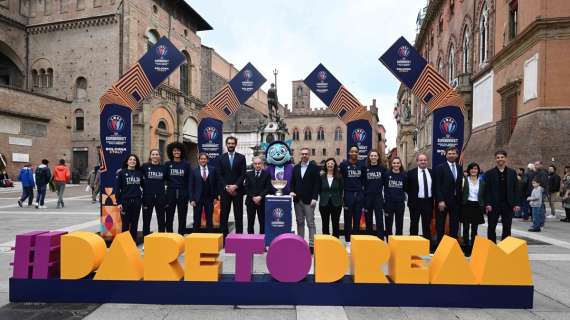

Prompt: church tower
[{"left": 292, "top": 80, "right": 310, "bottom": 112}]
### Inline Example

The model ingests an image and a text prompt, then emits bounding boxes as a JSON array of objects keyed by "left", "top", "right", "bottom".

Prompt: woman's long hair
[
  {"left": 122, "top": 154, "right": 141, "bottom": 170},
  {"left": 166, "top": 142, "right": 186, "bottom": 161},
  {"left": 322, "top": 157, "right": 339, "bottom": 178}
]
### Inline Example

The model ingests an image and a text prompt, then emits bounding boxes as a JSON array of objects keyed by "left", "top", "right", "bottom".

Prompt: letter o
[{"left": 266, "top": 234, "right": 311, "bottom": 282}]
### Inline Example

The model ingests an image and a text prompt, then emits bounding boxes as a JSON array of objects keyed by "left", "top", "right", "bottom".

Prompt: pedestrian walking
[
  {"left": 17, "top": 163, "right": 35, "bottom": 207},
  {"left": 384, "top": 157, "right": 407, "bottom": 237},
  {"left": 561, "top": 166, "right": 570, "bottom": 222},
  {"left": 52, "top": 159, "right": 70, "bottom": 208},
  {"left": 527, "top": 178, "right": 544, "bottom": 232},
  {"left": 115, "top": 154, "right": 143, "bottom": 241},
  {"left": 318, "top": 158, "right": 344, "bottom": 238},
  {"left": 87, "top": 166, "right": 101, "bottom": 204},
  {"left": 141, "top": 149, "right": 167, "bottom": 235},
  {"left": 34, "top": 159, "right": 51, "bottom": 209},
  {"left": 364, "top": 150, "right": 387, "bottom": 239}
]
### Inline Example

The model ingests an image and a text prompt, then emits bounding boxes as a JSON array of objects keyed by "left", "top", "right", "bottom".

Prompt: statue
[
  {"left": 267, "top": 83, "right": 278, "bottom": 121},
  {"left": 264, "top": 141, "right": 293, "bottom": 195},
  {"left": 403, "top": 100, "right": 412, "bottom": 122}
]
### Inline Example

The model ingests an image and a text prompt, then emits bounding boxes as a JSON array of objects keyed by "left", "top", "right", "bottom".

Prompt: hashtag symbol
[{"left": 11, "top": 231, "right": 67, "bottom": 279}]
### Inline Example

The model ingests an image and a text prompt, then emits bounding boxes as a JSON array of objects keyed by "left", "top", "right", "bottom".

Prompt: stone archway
[{"left": 149, "top": 107, "right": 175, "bottom": 161}]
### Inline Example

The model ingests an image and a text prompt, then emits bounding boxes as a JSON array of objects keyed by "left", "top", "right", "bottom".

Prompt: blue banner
[
  {"left": 347, "top": 119, "right": 373, "bottom": 161},
  {"left": 303, "top": 64, "right": 342, "bottom": 106},
  {"left": 197, "top": 117, "right": 223, "bottom": 168},
  {"left": 228, "top": 62, "right": 267, "bottom": 104},
  {"left": 264, "top": 195, "right": 292, "bottom": 246},
  {"left": 432, "top": 107, "right": 464, "bottom": 169},
  {"left": 379, "top": 36, "right": 427, "bottom": 89},
  {"left": 99, "top": 37, "right": 184, "bottom": 239}
]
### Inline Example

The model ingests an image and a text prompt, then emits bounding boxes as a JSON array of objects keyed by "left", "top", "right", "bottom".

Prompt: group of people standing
[{"left": 17, "top": 159, "right": 71, "bottom": 209}]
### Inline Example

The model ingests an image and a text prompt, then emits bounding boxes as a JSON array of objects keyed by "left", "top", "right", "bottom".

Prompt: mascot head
[{"left": 265, "top": 141, "right": 292, "bottom": 166}]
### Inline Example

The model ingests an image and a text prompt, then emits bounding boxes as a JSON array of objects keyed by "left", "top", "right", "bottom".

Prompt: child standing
[{"left": 528, "top": 178, "right": 544, "bottom": 232}]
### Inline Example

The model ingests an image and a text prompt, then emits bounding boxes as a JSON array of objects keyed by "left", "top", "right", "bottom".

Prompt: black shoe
[
  {"left": 561, "top": 218, "right": 570, "bottom": 222},
  {"left": 61, "top": 201, "right": 64, "bottom": 208},
  {"left": 528, "top": 228, "right": 541, "bottom": 232},
  {"left": 17, "top": 200, "right": 22, "bottom": 207},
  {"left": 310, "top": 247, "right": 314, "bottom": 255}
]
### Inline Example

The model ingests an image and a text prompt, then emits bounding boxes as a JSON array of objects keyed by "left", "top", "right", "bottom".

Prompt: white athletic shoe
[
  {"left": 346, "top": 242, "right": 351, "bottom": 253},
  {"left": 40, "top": 205, "right": 48, "bottom": 209}
]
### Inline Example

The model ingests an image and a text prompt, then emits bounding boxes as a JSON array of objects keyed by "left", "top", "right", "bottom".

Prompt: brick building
[
  {"left": 0, "top": 0, "right": 271, "bottom": 177},
  {"left": 395, "top": 0, "right": 570, "bottom": 169},
  {"left": 285, "top": 80, "right": 382, "bottom": 165}
]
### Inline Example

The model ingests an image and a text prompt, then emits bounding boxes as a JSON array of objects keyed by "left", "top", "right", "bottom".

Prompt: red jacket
[{"left": 53, "top": 165, "right": 70, "bottom": 183}]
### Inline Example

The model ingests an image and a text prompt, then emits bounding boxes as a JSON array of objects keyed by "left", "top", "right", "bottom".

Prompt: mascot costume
[{"left": 263, "top": 141, "right": 294, "bottom": 195}]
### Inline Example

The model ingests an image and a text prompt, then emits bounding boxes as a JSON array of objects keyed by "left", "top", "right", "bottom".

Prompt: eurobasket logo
[
  {"left": 272, "top": 207, "right": 284, "bottom": 221},
  {"left": 107, "top": 115, "right": 125, "bottom": 133},
  {"left": 317, "top": 70, "right": 327, "bottom": 82},
  {"left": 241, "top": 69, "right": 254, "bottom": 92},
  {"left": 156, "top": 45, "right": 168, "bottom": 58},
  {"left": 203, "top": 126, "right": 218, "bottom": 141},
  {"left": 243, "top": 69, "right": 253, "bottom": 82},
  {"left": 398, "top": 45, "right": 410, "bottom": 59},
  {"left": 352, "top": 128, "right": 367, "bottom": 143},
  {"left": 440, "top": 116, "right": 457, "bottom": 136}
]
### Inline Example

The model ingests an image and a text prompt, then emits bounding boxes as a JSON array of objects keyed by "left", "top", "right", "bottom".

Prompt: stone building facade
[
  {"left": 395, "top": 0, "right": 570, "bottom": 169},
  {"left": 0, "top": 0, "right": 272, "bottom": 176},
  {"left": 285, "top": 80, "right": 382, "bottom": 165}
]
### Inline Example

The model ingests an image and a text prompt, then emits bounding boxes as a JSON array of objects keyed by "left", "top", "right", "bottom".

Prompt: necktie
[
  {"left": 452, "top": 163, "right": 457, "bottom": 180},
  {"left": 256, "top": 171, "right": 260, "bottom": 178},
  {"left": 202, "top": 167, "right": 207, "bottom": 181},
  {"left": 422, "top": 169, "right": 429, "bottom": 198},
  {"left": 229, "top": 154, "right": 234, "bottom": 169}
]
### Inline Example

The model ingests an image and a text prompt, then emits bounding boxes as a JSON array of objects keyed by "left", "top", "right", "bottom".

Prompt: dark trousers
[
  {"left": 246, "top": 201, "right": 265, "bottom": 234},
  {"left": 435, "top": 200, "right": 460, "bottom": 244},
  {"left": 385, "top": 200, "right": 405, "bottom": 236},
  {"left": 320, "top": 204, "right": 342, "bottom": 238},
  {"left": 165, "top": 188, "right": 188, "bottom": 235},
  {"left": 142, "top": 194, "right": 166, "bottom": 236},
  {"left": 121, "top": 198, "right": 141, "bottom": 241},
  {"left": 36, "top": 185, "right": 47, "bottom": 206},
  {"left": 20, "top": 187, "right": 34, "bottom": 205},
  {"left": 343, "top": 191, "right": 363, "bottom": 243},
  {"left": 193, "top": 199, "right": 214, "bottom": 232},
  {"left": 221, "top": 192, "right": 244, "bottom": 235},
  {"left": 487, "top": 203, "right": 513, "bottom": 243},
  {"left": 365, "top": 195, "right": 385, "bottom": 239},
  {"left": 463, "top": 223, "right": 479, "bottom": 245},
  {"left": 409, "top": 198, "right": 433, "bottom": 240}
]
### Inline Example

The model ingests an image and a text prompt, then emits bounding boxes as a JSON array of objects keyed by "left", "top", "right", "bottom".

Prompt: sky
[{"left": 189, "top": 0, "right": 426, "bottom": 150}]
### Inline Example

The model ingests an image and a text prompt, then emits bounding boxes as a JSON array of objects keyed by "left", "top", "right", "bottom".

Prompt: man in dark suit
[
  {"left": 434, "top": 146, "right": 463, "bottom": 244},
  {"left": 190, "top": 153, "right": 219, "bottom": 232},
  {"left": 218, "top": 136, "right": 247, "bottom": 235},
  {"left": 244, "top": 156, "right": 272, "bottom": 234},
  {"left": 484, "top": 150, "right": 521, "bottom": 243},
  {"left": 404, "top": 153, "right": 434, "bottom": 241},
  {"left": 290, "top": 147, "right": 320, "bottom": 252}
]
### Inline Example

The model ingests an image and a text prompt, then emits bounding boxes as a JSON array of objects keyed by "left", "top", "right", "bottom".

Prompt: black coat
[
  {"left": 291, "top": 161, "right": 320, "bottom": 204},
  {"left": 483, "top": 167, "right": 521, "bottom": 208},
  {"left": 190, "top": 165, "right": 219, "bottom": 202},
  {"left": 318, "top": 174, "right": 343, "bottom": 207},
  {"left": 244, "top": 170, "right": 272, "bottom": 206},
  {"left": 404, "top": 167, "right": 434, "bottom": 208},
  {"left": 434, "top": 162, "right": 463, "bottom": 204},
  {"left": 217, "top": 152, "right": 247, "bottom": 195}
]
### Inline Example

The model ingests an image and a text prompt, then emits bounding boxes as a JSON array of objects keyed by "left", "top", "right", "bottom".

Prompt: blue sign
[
  {"left": 347, "top": 119, "right": 373, "bottom": 161},
  {"left": 198, "top": 117, "right": 223, "bottom": 168},
  {"left": 228, "top": 62, "right": 267, "bottom": 104},
  {"left": 303, "top": 64, "right": 342, "bottom": 106},
  {"left": 378, "top": 36, "right": 427, "bottom": 89},
  {"left": 138, "top": 37, "right": 186, "bottom": 88},
  {"left": 432, "top": 107, "right": 464, "bottom": 169},
  {"left": 264, "top": 195, "right": 292, "bottom": 246}
]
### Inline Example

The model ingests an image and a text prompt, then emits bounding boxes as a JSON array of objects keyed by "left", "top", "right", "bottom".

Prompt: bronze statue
[{"left": 267, "top": 83, "right": 278, "bottom": 121}]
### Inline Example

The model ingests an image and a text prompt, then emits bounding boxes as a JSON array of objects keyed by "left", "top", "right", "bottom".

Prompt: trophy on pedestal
[{"left": 271, "top": 171, "right": 288, "bottom": 196}]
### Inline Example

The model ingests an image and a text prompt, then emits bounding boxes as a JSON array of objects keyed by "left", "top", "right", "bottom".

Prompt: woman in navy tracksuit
[
  {"left": 364, "top": 150, "right": 387, "bottom": 239},
  {"left": 141, "top": 149, "right": 166, "bottom": 235},
  {"left": 383, "top": 157, "right": 407, "bottom": 237},
  {"left": 115, "top": 154, "right": 143, "bottom": 241},
  {"left": 339, "top": 145, "right": 366, "bottom": 245},
  {"left": 164, "top": 142, "right": 191, "bottom": 235}
]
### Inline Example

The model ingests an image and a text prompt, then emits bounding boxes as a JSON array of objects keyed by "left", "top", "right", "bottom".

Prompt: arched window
[
  {"left": 292, "top": 128, "right": 299, "bottom": 141},
  {"left": 304, "top": 127, "right": 312, "bottom": 141},
  {"left": 74, "top": 109, "right": 84, "bottom": 131},
  {"left": 75, "top": 77, "right": 88, "bottom": 100},
  {"left": 157, "top": 119, "right": 167, "bottom": 131},
  {"left": 39, "top": 69, "right": 46, "bottom": 88},
  {"left": 180, "top": 51, "right": 191, "bottom": 95},
  {"left": 448, "top": 44, "right": 455, "bottom": 83},
  {"left": 462, "top": 25, "right": 471, "bottom": 73},
  {"left": 317, "top": 127, "right": 325, "bottom": 140},
  {"left": 32, "top": 70, "right": 39, "bottom": 88},
  {"left": 334, "top": 127, "right": 342, "bottom": 141},
  {"left": 146, "top": 29, "right": 160, "bottom": 51},
  {"left": 479, "top": 2, "right": 489, "bottom": 64},
  {"left": 46, "top": 68, "right": 53, "bottom": 88},
  {"left": 437, "top": 58, "right": 444, "bottom": 75},
  {"left": 297, "top": 86, "right": 303, "bottom": 96}
]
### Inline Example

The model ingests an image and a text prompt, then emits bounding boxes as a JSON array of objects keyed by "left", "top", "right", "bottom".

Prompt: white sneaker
[
  {"left": 346, "top": 242, "right": 351, "bottom": 252},
  {"left": 35, "top": 203, "right": 39, "bottom": 209},
  {"left": 40, "top": 205, "right": 48, "bottom": 209},
  {"left": 546, "top": 215, "right": 556, "bottom": 219}
]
